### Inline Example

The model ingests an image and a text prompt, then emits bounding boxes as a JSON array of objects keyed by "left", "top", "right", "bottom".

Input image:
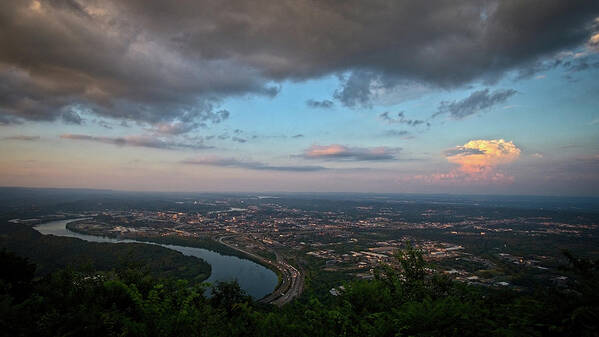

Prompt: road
[
  {"left": 262, "top": 250, "right": 303, "bottom": 306},
  {"left": 217, "top": 235, "right": 303, "bottom": 306}
]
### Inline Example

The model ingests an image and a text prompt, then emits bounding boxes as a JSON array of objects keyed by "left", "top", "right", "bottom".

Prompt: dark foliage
[
  {"left": 0, "top": 223, "right": 210, "bottom": 282},
  {"left": 1, "top": 246, "right": 598, "bottom": 336}
]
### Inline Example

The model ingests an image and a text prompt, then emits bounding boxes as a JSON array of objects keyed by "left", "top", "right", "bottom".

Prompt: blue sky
[{"left": 0, "top": 1, "right": 598, "bottom": 195}]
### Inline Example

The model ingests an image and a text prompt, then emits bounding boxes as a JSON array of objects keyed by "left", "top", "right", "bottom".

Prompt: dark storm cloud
[
  {"left": 434, "top": 88, "right": 517, "bottom": 119},
  {"left": 182, "top": 157, "right": 327, "bottom": 172},
  {"left": 0, "top": 0, "right": 597, "bottom": 123},
  {"left": 61, "top": 110, "right": 84, "bottom": 125},
  {"left": 306, "top": 99, "right": 334, "bottom": 109},
  {"left": 0, "top": 115, "right": 23, "bottom": 125},
  {"left": 60, "top": 133, "right": 212, "bottom": 150},
  {"left": 0, "top": 0, "right": 269, "bottom": 128}
]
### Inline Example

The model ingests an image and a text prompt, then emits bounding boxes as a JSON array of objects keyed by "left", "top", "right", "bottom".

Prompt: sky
[{"left": 0, "top": 0, "right": 598, "bottom": 196}]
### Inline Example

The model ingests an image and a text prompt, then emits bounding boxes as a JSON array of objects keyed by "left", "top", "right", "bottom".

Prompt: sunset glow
[{"left": 0, "top": 1, "right": 597, "bottom": 195}]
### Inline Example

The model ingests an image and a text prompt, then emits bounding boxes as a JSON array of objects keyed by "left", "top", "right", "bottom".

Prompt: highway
[{"left": 217, "top": 235, "right": 303, "bottom": 306}]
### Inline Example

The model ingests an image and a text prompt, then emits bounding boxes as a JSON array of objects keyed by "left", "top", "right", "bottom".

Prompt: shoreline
[
  {"left": 65, "top": 219, "right": 278, "bottom": 274},
  {"left": 64, "top": 219, "right": 292, "bottom": 302}
]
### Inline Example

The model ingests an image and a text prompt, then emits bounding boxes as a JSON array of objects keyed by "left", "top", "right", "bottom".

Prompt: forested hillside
[
  {"left": 0, "top": 223, "right": 210, "bottom": 282},
  {"left": 1, "top": 243, "right": 597, "bottom": 336}
]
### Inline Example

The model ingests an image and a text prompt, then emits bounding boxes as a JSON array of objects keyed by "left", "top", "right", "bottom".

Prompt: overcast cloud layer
[{"left": 1, "top": 0, "right": 598, "bottom": 127}]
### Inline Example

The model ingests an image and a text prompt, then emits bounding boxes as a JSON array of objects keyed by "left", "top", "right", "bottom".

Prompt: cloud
[
  {"left": 514, "top": 59, "right": 562, "bottom": 80},
  {"left": 150, "top": 111, "right": 230, "bottom": 136},
  {"left": 292, "top": 134, "right": 304, "bottom": 138},
  {"left": 434, "top": 88, "right": 517, "bottom": 119},
  {"left": 182, "top": 157, "right": 327, "bottom": 171},
  {"left": 232, "top": 136, "right": 247, "bottom": 143},
  {"left": 0, "top": 114, "right": 23, "bottom": 125},
  {"left": 152, "top": 122, "right": 198, "bottom": 135},
  {"left": 384, "top": 130, "right": 411, "bottom": 138},
  {"left": 60, "top": 133, "right": 211, "bottom": 150},
  {"left": 588, "top": 28, "right": 599, "bottom": 52},
  {"left": 0, "top": 1, "right": 268, "bottom": 126},
  {"left": 302, "top": 144, "right": 399, "bottom": 161},
  {"left": 61, "top": 110, "right": 84, "bottom": 125},
  {"left": 336, "top": 74, "right": 434, "bottom": 108},
  {"left": 94, "top": 119, "right": 113, "bottom": 129},
  {"left": 403, "top": 139, "right": 522, "bottom": 186},
  {"left": 563, "top": 56, "right": 599, "bottom": 72},
  {"left": 333, "top": 71, "right": 380, "bottom": 108},
  {"left": 2, "top": 135, "right": 40, "bottom": 141},
  {"left": 445, "top": 139, "right": 521, "bottom": 176},
  {"left": 1, "top": 0, "right": 597, "bottom": 125},
  {"left": 379, "top": 111, "right": 426, "bottom": 127},
  {"left": 334, "top": 72, "right": 432, "bottom": 108},
  {"left": 306, "top": 99, "right": 334, "bottom": 109},
  {"left": 443, "top": 148, "right": 486, "bottom": 157}
]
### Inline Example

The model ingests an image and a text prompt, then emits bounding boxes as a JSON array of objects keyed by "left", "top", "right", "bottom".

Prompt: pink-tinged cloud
[
  {"left": 303, "top": 144, "right": 399, "bottom": 161},
  {"left": 152, "top": 122, "right": 197, "bottom": 135},
  {"left": 402, "top": 139, "right": 521, "bottom": 186},
  {"left": 445, "top": 139, "right": 521, "bottom": 175},
  {"left": 182, "top": 156, "right": 326, "bottom": 171},
  {"left": 589, "top": 32, "right": 599, "bottom": 49},
  {"left": 2, "top": 135, "right": 40, "bottom": 141},
  {"left": 60, "top": 134, "right": 211, "bottom": 150}
]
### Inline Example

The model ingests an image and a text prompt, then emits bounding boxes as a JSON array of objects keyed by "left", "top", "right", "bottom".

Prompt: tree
[{"left": 0, "top": 248, "right": 36, "bottom": 302}]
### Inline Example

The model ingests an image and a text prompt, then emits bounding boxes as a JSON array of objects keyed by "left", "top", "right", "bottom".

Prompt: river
[{"left": 34, "top": 219, "right": 278, "bottom": 299}]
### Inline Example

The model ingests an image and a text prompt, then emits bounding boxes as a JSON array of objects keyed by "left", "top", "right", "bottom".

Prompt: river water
[{"left": 34, "top": 219, "right": 278, "bottom": 299}]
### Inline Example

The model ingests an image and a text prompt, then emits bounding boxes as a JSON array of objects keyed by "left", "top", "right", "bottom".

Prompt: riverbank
[
  {"left": 65, "top": 219, "right": 280, "bottom": 276},
  {"left": 0, "top": 221, "right": 211, "bottom": 282},
  {"left": 64, "top": 219, "right": 301, "bottom": 304},
  {"left": 58, "top": 219, "right": 278, "bottom": 299},
  {"left": 216, "top": 235, "right": 304, "bottom": 306}
]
